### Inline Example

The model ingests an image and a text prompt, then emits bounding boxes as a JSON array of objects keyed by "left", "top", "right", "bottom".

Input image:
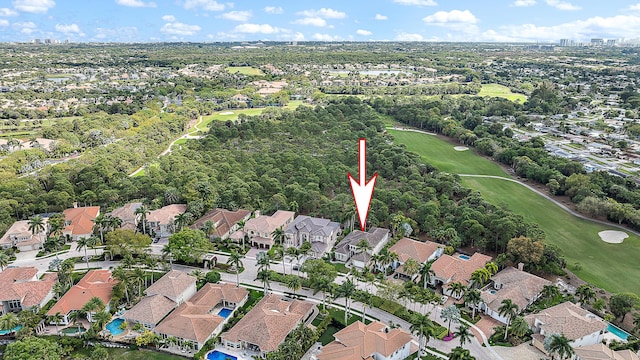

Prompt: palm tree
[
  {"left": 440, "top": 305, "right": 461, "bottom": 335},
  {"left": 191, "top": 269, "right": 204, "bottom": 288},
  {"left": 547, "top": 334, "right": 574, "bottom": 360},
  {"left": 633, "top": 312, "right": 640, "bottom": 334},
  {"left": 200, "top": 220, "right": 216, "bottom": 240},
  {"left": 542, "top": 284, "right": 560, "bottom": 307},
  {"left": 82, "top": 296, "right": 106, "bottom": 316},
  {"left": 0, "top": 313, "right": 19, "bottom": 332},
  {"left": 448, "top": 346, "right": 474, "bottom": 360},
  {"left": 112, "top": 267, "right": 130, "bottom": 304},
  {"left": 509, "top": 316, "right": 529, "bottom": 339},
  {"left": 285, "top": 247, "right": 298, "bottom": 275},
  {"left": 48, "top": 312, "right": 63, "bottom": 334},
  {"left": 68, "top": 310, "right": 86, "bottom": 333},
  {"left": 257, "top": 269, "right": 271, "bottom": 294},
  {"left": 0, "top": 252, "right": 9, "bottom": 271},
  {"left": 271, "top": 227, "right": 286, "bottom": 246},
  {"left": 402, "top": 258, "right": 421, "bottom": 280},
  {"left": 470, "top": 268, "right": 490, "bottom": 288},
  {"left": 76, "top": 237, "right": 91, "bottom": 269},
  {"left": 107, "top": 215, "right": 122, "bottom": 231},
  {"left": 273, "top": 245, "right": 286, "bottom": 274},
  {"left": 134, "top": 205, "right": 150, "bottom": 234},
  {"left": 355, "top": 238, "right": 372, "bottom": 254},
  {"left": 484, "top": 262, "right": 498, "bottom": 276},
  {"left": 28, "top": 215, "right": 45, "bottom": 247},
  {"left": 315, "top": 277, "right": 333, "bottom": 311},
  {"left": 143, "top": 255, "right": 158, "bottom": 284},
  {"left": 286, "top": 276, "right": 302, "bottom": 298},
  {"left": 336, "top": 278, "right": 356, "bottom": 325},
  {"left": 92, "top": 310, "right": 111, "bottom": 330},
  {"left": 454, "top": 324, "right": 473, "bottom": 347},
  {"left": 132, "top": 267, "right": 146, "bottom": 297},
  {"left": 498, "top": 299, "right": 519, "bottom": 341},
  {"left": 87, "top": 236, "right": 101, "bottom": 256},
  {"left": 173, "top": 212, "right": 191, "bottom": 232},
  {"left": 464, "top": 288, "right": 482, "bottom": 320},
  {"left": 257, "top": 252, "right": 271, "bottom": 272},
  {"left": 576, "top": 284, "right": 596, "bottom": 305},
  {"left": 419, "top": 261, "right": 435, "bottom": 289},
  {"left": 448, "top": 281, "right": 467, "bottom": 299},
  {"left": 93, "top": 214, "right": 107, "bottom": 244},
  {"left": 227, "top": 250, "right": 243, "bottom": 286},
  {"left": 410, "top": 312, "right": 436, "bottom": 358}
]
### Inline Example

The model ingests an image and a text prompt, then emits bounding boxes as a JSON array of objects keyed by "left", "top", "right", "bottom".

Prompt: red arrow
[{"left": 348, "top": 138, "right": 378, "bottom": 232}]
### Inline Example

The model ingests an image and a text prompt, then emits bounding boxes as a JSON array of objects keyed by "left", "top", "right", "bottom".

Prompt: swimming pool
[
  {"left": 106, "top": 318, "right": 125, "bottom": 336},
  {"left": 489, "top": 290, "right": 497, "bottom": 295},
  {"left": 217, "top": 308, "right": 232, "bottom": 319},
  {"left": 207, "top": 350, "right": 238, "bottom": 360},
  {"left": 61, "top": 326, "right": 86, "bottom": 334},
  {"left": 0, "top": 325, "right": 22, "bottom": 335},
  {"left": 608, "top": 323, "right": 630, "bottom": 341},
  {"left": 458, "top": 254, "right": 470, "bottom": 260}
]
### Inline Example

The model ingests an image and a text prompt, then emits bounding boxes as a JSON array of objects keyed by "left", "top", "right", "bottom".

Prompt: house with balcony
[
  {"left": 429, "top": 252, "right": 492, "bottom": 299},
  {"left": 243, "top": 210, "right": 295, "bottom": 249},
  {"left": 319, "top": 320, "right": 413, "bottom": 360},
  {"left": 284, "top": 215, "right": 340, "bottom": 258},
  {"left": 108, "top": 202, "right": 142, "bottom": 231},
  {"left": 333, "top": 227, "right": 390, "bottom": 269}
]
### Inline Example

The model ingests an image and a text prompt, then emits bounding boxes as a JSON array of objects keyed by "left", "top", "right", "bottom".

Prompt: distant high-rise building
[
  {"left": 559, "top": 39, "right": 574, "bottom": 47},
  {"left": 606, "top": 39, "right": 616, "bottom": 46},
  {"left": 44, "top": 38, "right": 51, "bottom": 44},
  {"left": 591, "top": 38, "right": 604, "bottom": 46},
  {"left": 34, "top": 38, "right": 41, "bottom": 44},
  {"left": 64, "top": 39, "right": 69, "bottom": 44}
]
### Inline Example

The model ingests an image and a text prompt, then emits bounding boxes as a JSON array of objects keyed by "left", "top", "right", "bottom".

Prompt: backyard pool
[
  {"left": 207, "top": 350, "right": 238, "bottom": 360},
  {"left": 0, "top": 325, "right": 22, "bottom": 335},
  {"left": 106, "top": 318, "right": 125, "bottom": 336},
  {"left": 608, "top": 323, "right": 630, "bottom": 341},
  {"left": 61, "top": 326, "right": 86, "bottom": 334},
  {"left": 457, "top": 254, "right": 470, "bottom": 260},
  {"left": 217, "top": 308, "right": 232, "bottom": 319}
]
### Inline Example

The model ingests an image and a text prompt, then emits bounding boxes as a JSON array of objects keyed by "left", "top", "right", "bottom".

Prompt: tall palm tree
[
  {"left": 484, "top": 262, "right": 498, "bottom": 276},
  {"left": 336, "top": 278, "right": 356, "bottom": 325},
  {"left": 143, "top": 256, "right": 158, "bottom": 284},
  {"left": 48, "top": 312, "right": 63, "bottom": 334},
  {"left": 454, "top": 324, "right": 473, "bottom": 347},
  {"left": 402, "top": 258, "right": 421, "bottom": 280},
  {"left": 464, "top": 288, "right": 482, "bottom": 320},
  {"left": 470, "top": 268, "right": 490, "bottom": 288},
  {"left": 28, "top": 215, "right": 46, "bottom": 247},
  {"left": 509, "top": 316, "right": 529, "bottom": 339},
  {"left": 76, "top": 237, "right": 91, "bottom": 269},
  {"left": 410, "top": 312, "right": 436, "bottom": 358},
  {"left": 257, "top": 252, "right": 271, "bottom": 272},
  {"left": 227, "top": 250, "right": 243, "bottom": 287},
  {"left": 498, "top": 299, "right": 519, "bottom": 341},
  {"left": 0, "top": 313, "right": 19, "bottom": 332},
  {"left": 449, "top": 281, "right": 467, "bottom": 299},
  {"left": 542, "top": 284, "right": 560, "bottom": 307},
  {"left": 633, "top": 312, "right": 640, "bottom": 334},
  {"left": 93, "top": 214, "right": 107, "bottom": 244},
  {"left": 548, "top": 334, "right": 574, "bottom": 360},
  {"left": 68, "top": 310, "right": 86, "bottom": 333},
  {"left": 82, "top": 296, "right": 106, "bottom": 316},
  {"left": 0, "top": 252, "right": 9, "bottom": 271},
  {"left": 315, "top": 277, "right": 333, "bottom": 311},
  {"left": 107, "top": 215, "right": 122, "bottom": 231},
  {"left": 273, "top": 245, "right": 286, "bottom": 274},
  {"left": 440, "top": 305, "right": 461, "bottom": 335},
  {"left": 88, "top": 236, "right": 101, "bottom": 256},
  {"left": 200, "top": 220, "right": 216, "bottom": 240},
  {"left": 132, "top": 268, "right": 146, "bottom": 297},
  {"left": 134, "top": 205, "right": 150, "bottom": 234},
  {"left": 92, "top": 310, "right": 111, "bottom": 330},
  {"left": 236, "top": 220, "right": 247, "bottom": 250},
  {"left": 419, "top": 261, "right": 435, "bottom": 289},
  {"left": 112, "top": 267, "right": 130, "bottom": 304},
  {"left": 257, "top": 269, "right": 271, "bottom": 294},
  {"left": 448, "top": 346, "right": 474, "bottom": 360},
  {"left": 286, "top": 276, "right": 302, "bottom": 298},
  {"left": 285, "top": 247, "right": 298, "bottom": 275},
  {"left": 271, "top": 227, "right": 286, "bottom": 246},
  {"left": 576, "top": 284, "right": 596, "bottom": 305},
  {"left": 173, "top": 212, "right": 191, "bottom": 232}
]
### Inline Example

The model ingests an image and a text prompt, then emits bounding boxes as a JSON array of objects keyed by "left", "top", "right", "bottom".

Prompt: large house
[
  {"left": 430, "top": 252, "right": 492, "bottom": 299},
  {"left": 525, "top": 301, "right": 608, "bottom": 352},
  {"left": 243, "top": 210, "right": 295, "bottom": 249},
  {"left": 0, "top": 219, "right": 48, "bottom": 251},
  {"left": 318, "top": 321, "right": 413, "bottom": 360},
  {"left": 123, "top": 270, "right": 197, "bottom": 330},
  {"left": 574, "top": 343, "right": 640, "bottom": 360},
  {"left": 62, "top": 206, "right": 100, "bottom": 241},
  {"left": 479, "top": 265, "right": 550, "bottom": 323},
  {"left": 389, "top": 238, "right": 444, "bottom": 279},
  {"left": 47, "top": 269, "right": 118, "bottom": 325},
  {"left": 108, "top": 202, "right": 142, "bottom": 231},
  {"left": 334, "top": 227, "right": 390, "bottom": 269},
  {"left": 191, "top": 208, "right": 251, "bottom": 240},
  {"left": 284, "top": 215, "right": 340, "bottom": 258},
  {"left": 0, "top": 267, "right": 57, "bottom": 314},
  {"left": 221, "top": 294, "right": 316, "bottom": 357},
  {"left": 147, "top": 204, "right": 187, "bottom": 237},
  {"left": 154, "top": 283, "right": 248, "bottom": 351}
]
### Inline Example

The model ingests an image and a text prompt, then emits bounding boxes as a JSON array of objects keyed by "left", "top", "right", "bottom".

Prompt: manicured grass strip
[
  {"left": 460, "top": 176, "right": 640, "bottom": 295},
  {"left": 388, "top": 129, "right": 508, "bottom": 177},
  {"left": 226, "top": 66, "right": 264, "bottom": 76},
  {"left": 477, "top": 83, "right": 527, "bottom": 103}
]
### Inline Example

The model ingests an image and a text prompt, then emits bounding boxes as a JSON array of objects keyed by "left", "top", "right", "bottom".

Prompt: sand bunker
[
  {"left": 220, "top": 111, "right": 234, "bottom": 115},
  {"left": 454, "top": 146, "right": 469, "bottom": 151},
  {"left": 598, "top": 230, "right": 628, "bottom": 244}
]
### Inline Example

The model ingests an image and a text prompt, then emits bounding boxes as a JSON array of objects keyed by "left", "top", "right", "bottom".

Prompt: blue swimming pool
[
  {"left": 0, "top": 325, "right": 22, "bottom": 335},
  {"left": 458, "top": 254, "right": 470, "bottom": 260},
  {"left": 217, "top": 308, "right": 232, "bottom": 319},
  {"left": 106, "top": 318, "right": 124, "bottom": 336},
  {"left": 207, "top": 350, "right": 238, "bottom": 360},
  {"left": 608, "top": 323, "right": 630, "bottom": 341}
]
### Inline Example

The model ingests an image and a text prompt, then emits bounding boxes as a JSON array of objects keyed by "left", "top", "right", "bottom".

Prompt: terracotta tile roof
[
  {"left": 108, "top": 202, "right": 142, "bottom": 226},
  {"left": 221, "top": 294, "right": 315, "bottom": 353},
  {"left": 524, "top": 301, "right": 607, "bottom": 341},
  {"left": 123, "top": 294, "right": 176, "bottom": 326},
  {"left": 190, "top": 208, "right": 251, "bottom": 239},
  {"left": 389, "top": 238, "right": 443, "bottom": 264},
  {"left": 63, "top": 206, "right": 100, "bottom": 236},
  {"left": 155, "top": 283, "right": 248, "bottom": 344},
  {"left": 244, "top": 210, "right": 295, "bottom": 238},
  {"left": 481, "top": 267, "right": 550, "bottom": 313},
  {"left": 147, "top": 204, "right": 187, "bottom": 225},
  {"left": 318, "top": 321, "right": 412, "bottom": 360},
  {"left": 0, "top": 220, "right": 48, "bottom": 247},
  {"left": 47, "top": 270, "right": 118, "bottom": 316},
  {"left": 0, "top": 267, "right": 57, "bottom": 308},
  {"left": 574, "top": 343, "right": 640, "bottom": 360},
  {"left": 146, "top": 270, "right": 196, "bottom": 300},
  {"left": 431, "top": 252, "right": 492, "bottom": 287}
]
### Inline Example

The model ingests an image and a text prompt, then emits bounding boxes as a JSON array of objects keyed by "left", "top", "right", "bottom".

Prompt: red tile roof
[
  {"left": 0, "top": 267, "right": 57, "bottom": 308},
  {"left": 63, "top": 206, "right": 100, "bottom": 236},
  {"left": 47, "top": 270, "right": 118, "bottom": 316}
]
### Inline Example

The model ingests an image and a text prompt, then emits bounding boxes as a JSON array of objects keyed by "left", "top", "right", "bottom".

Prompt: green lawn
[
  {"left": 226, "top": 66, "right": 264, "bottom": 76},
  {"left": 107, "top": 348, "right": 183, "bottom": 360},
  {"left": 477, "top": 84, "right": 527, "bottom": 103},
  {"left": 194, "top": 102, "right": 303, "bottom": 134},
  {"left": 388, "top": 129, "right": 507, "bottom": 176},
  {"left": 390, "top": 128, "right": 640, "bottom": 295}
]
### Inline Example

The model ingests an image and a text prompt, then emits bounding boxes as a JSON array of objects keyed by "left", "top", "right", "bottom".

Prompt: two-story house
[
  {"left": 388, "top": 237, "right": 444, "bottom": 280},
  {"left": 243, "top": 210, "right": 295, "bottom": 249},
  {"left": 0, "top": 219, "right": 48, "bottom": 251},
  {"left": 319, "top": 321, "right": 413, "bottom": 360},
  {"left": 147, "top": 204, "right": 187, "bottom": 237},
  {"left": 191, "top": 208, "right": 251, "bottom": 240},
  {"left": 62, "top": 205, "right": 100, "bottom": 241},
  {"left": 0, "top": 267, "right": 57, "bottom": 315},
  {"left": 333, "top": 227, "right": 390, "bottom": 269},
  {"left": 430, "top": 252, "right": 492, "bottom": 299},
  {"left": 284, "top": 215, "right": 340, "bottom": 258}
]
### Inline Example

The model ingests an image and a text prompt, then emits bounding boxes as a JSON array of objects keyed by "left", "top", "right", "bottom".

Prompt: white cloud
[
  {"left": 545, "top": 0, "right": 580, "bottom": 10},
  {"left": 356, "top": 29, "right": 372, "bottom": 36},
  {"left": 264, "top": 6, "right": 283, "bottom": 14},
  {"left": 234, "top": 23, "right": 282, "bottom": 34},
  {"left": 0, "top": 19, "right": 8, "bottom": 26},
  {"left": 375, "top": 14, "right": 388, "bottom": 20},
  {"left": 293, "top": 17, "right": 326, "bottom": 27},
  {"left": 55, "top": 23, "right": 81, "bottom": 34},
  {"left": 423, "top": 10, "right": 478, "bottom": 25},
  {"left": 291, "top": 32, "right": 304, "bottom": 41},
  {"left": 512, "top": 0, "right": 536, "bottom": 6},
  {"left": 312, "top": 33, "right": 341, "bottom": 41},
  {"left": 161, "top": 21, "right": 201, "bottom": 35},
  {"left": 393, "top": 0, "right": 437, "bottom": 6},
  {"left": 297, "top": 8, "right": 346, "bottom": 19},
  {"left": 221, "top": 10, "right": 251, "bottom": 21},
  {"left": 13, "top": 21, "right": 36, "bottom": 34},
  {"left": 630, "top": 4, "right": 640, "bottom": 11},
  {"left": 0, "top": 8, "right": 18, "bottom": 16},
  {"left": 395, "top": 32, "right": 424, "bottom": 41},
  {"left": 115, "top": 0, "right": 156, "bottom": 8},
  {"left": 12, "top": 0, "right": 55, "bottom": 13},
  {"left": 94, "top": 26, "right": 138, "bottom": 40},
  {"left": 162, "top": 15, "right": 176, "bottom": 21},
  {"left": 183, "top": 0, "right": 226, "bottom": 11}
]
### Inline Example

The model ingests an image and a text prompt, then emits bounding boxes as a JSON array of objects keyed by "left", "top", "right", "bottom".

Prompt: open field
[
  {"left": 477, "top": 84, "right": 527, "bottom": 103},
  {"left": 390, "top": 128, "right": 640, "bottom": 295},
  {"left": 387, "top": 129, "right": 507, "bottom": 176},
  {"left": 226, "top": 66, "right": 264, "bottom": 76},
  {"left": 193, "top": 101, "right": 304, "bottom": 134}
]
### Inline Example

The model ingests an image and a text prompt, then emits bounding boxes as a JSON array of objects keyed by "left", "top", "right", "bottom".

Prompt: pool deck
[{"left": 208, "top": 345, "right": 259, "bottom": 360}]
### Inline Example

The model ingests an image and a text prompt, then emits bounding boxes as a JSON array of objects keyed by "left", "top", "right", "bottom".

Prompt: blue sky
[{"left": 1, "top": 0, "right": 640, "bottom": 43}]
